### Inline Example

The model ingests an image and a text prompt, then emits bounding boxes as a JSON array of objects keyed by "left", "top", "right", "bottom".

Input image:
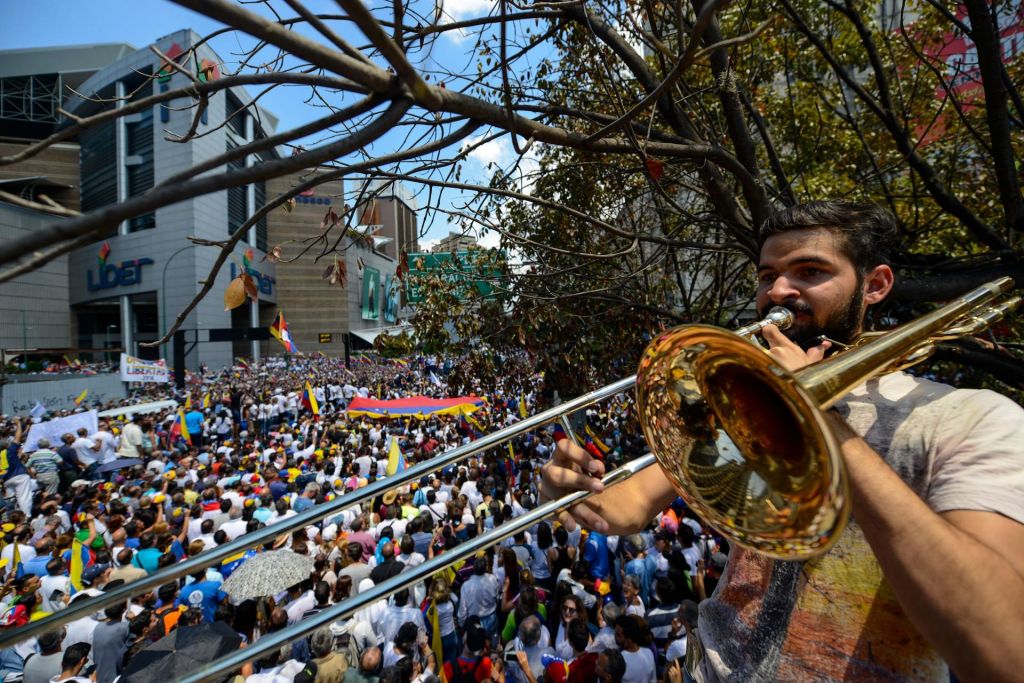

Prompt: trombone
[{"left": 0, "top": 278, "right": 1016, "bottom": 683}]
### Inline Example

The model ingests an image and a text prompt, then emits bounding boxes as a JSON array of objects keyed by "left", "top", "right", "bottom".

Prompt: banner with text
[
  {"left": 119, "top": 354, "right": 169, "bottom": 383},
  {"left": 25, "top": 411, "right": 98, "bottom": 452}
]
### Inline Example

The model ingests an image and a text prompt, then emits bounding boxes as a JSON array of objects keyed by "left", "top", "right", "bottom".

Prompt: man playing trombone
[{"left": 541, "top": 201, "right": 1024, "bottom": 682}]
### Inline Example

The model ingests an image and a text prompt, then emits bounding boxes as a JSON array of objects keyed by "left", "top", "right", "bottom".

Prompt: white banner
[
  {"left": 119, "top": 354, "right": 169, "bottom": 383},
  {"left": 97, "top": 399, "right": 178, "bottom": 419},
  {"left": 24, "top": 411, "right": 98, "bottom": 452}
]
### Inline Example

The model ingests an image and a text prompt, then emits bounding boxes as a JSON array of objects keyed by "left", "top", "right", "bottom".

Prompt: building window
[
  {"left": 126, "top": 106, "right": 155, "bottom": 231},
  {"left": 225, "top": 92, "right": 249, "bottom": 237},
  {"left": 253, "top": 175, "right": 268, "bottom": 251},
  {"left": 227, "top": 150, "right": 248, "bottom": 235},
  {"left": 80, "top": 120, "right": 118, "bottom": 229}
]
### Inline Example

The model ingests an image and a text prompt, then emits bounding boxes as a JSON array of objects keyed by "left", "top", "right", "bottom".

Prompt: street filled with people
[{"left": 0, "top": 353, "right": 720, "bottom": 683}]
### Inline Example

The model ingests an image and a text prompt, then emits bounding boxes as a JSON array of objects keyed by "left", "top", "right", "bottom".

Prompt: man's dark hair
[
  {"left": 104, "top": 601, "right": 127, "bottom": 621},
  {"left": 347, "top": 543, "right": 363, "bottom": 561},
  {"left": 158, "top": 582, "right": 178, "bottom": 604},
  {"left": 568, "top": 618, "right": 589, "bottom": 653},
  {"left": 37, "top": 629, "right": 63, "bottom": 653},
  {"left": 602, "top": 649, "right": 627, "bottom": 679},
  {"left": 758, "top": 200, "right": 899, "bottom": 273},
  {"left": 62, "top": 642, "right": 90, "bottom": 670},
  {"left": 313, "top": 580, "right": 330, "bottom": 606}
]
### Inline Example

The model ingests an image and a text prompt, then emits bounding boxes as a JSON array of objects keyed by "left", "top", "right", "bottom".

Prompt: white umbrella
[{"left": 220, "top": 550, "right": 315, "bottom": 603}]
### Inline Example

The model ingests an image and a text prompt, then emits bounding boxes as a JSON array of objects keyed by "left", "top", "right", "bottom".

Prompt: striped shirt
[{"left": 26, "top": 449, "right": 62, "bottom": 473}]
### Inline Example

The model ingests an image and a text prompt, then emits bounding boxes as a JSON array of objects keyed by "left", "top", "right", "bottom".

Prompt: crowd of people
[{"left": 0, "top": 352, "right": 720, "bottom": 683}]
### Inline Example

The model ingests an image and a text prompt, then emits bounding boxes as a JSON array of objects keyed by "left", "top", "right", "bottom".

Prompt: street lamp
[
  {"left": 161, "top": 245, "right": 196, "bottom": 346},
  {"left": 19, "top": 310, "right": 31, "bottom": 350}
]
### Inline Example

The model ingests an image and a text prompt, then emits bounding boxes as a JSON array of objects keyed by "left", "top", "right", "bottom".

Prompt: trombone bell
[
  {"left": 636, "top": 277, "right": 1017, "bottom": 561},
  {"left": 636, "top": 325, "right": 847, "bottom": 559}
]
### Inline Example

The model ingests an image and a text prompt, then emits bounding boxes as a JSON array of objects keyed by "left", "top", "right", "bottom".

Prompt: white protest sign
[
  {"left": 119, "top": 354, "right": 169, "bottom": 383},
  {"left": 24, "top": 410, "right": 99, "bottom": 452}
]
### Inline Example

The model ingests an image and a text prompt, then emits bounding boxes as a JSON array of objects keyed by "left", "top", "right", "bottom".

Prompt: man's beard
[{"left": 758, "top": 285, "right": 865, "bottom": 351}]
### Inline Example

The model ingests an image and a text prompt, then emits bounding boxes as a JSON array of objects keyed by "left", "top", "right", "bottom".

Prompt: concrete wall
[
  {"left": 266, "top": 174, "right": 349, "bottom": 356},
  {"left": 1, "top": 373, "right": 126, "bottom": 415},
  {"left": 0, "top": 203, "right": 71, "bottom": 349}
]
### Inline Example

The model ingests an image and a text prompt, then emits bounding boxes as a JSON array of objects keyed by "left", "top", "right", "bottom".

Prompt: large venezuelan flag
[{"left": 347, "top": 395, "right": 484, "bottom": 419}]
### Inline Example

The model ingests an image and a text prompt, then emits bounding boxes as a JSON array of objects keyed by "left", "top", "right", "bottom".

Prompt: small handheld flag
[
  {"left": 11, "top": 542, "right": 22, "bottom": 580},
  {"left": 302, "top": 381, "right": 320, "bottom": 416},
  {"left": 202, "top": 393, "right": 211, "bottom": 409},
  {"left": 385, "top": 435, "right": 406, "bottom": 476},
  {"left": 74, "top": 389, "right": 88, "bottom": 406},
  {"left": 269, "top": 311, "right": 298, "bottom": 353},
  {"left": 584, "top": 424, "right": 610, "bottom": 455},
  {"left": 69, "top": 539, "right": 85, "bottom": 592},
  {"left": 519, "top": 393, "right": 528, "bottom": 419},
  {"left": 172, "top": 409, "right": 192, "bottom": 444}
]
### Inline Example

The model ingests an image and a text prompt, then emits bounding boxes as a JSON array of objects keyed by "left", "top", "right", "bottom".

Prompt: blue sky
[{"left": 2, "top": 0, "right": 531, "bottom": 248}]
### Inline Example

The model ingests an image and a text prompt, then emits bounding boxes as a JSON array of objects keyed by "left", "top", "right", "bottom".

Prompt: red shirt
[
  {"left": 544, "top": 652, "right": 598, "bottom": 683},
  {"left": 443, "top": 656, "right": 493, "bottom": 683}
]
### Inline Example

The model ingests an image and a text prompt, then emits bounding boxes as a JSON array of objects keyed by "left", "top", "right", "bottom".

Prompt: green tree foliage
[{"left": 410, "top": 0, "right": 1023, "bottom": 397}]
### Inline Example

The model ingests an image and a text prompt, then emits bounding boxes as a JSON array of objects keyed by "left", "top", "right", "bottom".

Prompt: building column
[
  {"left": 115, "top": 80, "right": 128, "bottom": 236},
  {"left": 244, "top": 113, "right": 260, "bottom": 362},
  {"left": 120, "top": 294, "right": 133, "bottom": 357}
]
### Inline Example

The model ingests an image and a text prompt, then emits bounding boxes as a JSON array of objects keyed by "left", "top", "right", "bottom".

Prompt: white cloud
[
  {"left": 442, "top": 0, "right": 494, "bottom": 21},
  {"left": 476, "top": 229, "right": 501, "bottom": 249},
  {"left": 462, "top": 134, "right": 512, "bottom": 168},
  {"left": 514, "top": 153, "right": 541, "bottom": 196}
]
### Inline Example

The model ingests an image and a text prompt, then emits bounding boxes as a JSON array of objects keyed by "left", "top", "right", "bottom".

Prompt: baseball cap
[{"left": 81, "top": 563, "right": 111, "bottom": 587}]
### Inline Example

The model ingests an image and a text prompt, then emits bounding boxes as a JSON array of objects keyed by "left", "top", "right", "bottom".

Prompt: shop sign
[{"left": 86, "top": 258, "right": 154, "bottom": 291}]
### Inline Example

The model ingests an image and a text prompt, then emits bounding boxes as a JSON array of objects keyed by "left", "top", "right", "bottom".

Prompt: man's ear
[{"left": 863, "top": 264, "right": 894, "bottom": 305}]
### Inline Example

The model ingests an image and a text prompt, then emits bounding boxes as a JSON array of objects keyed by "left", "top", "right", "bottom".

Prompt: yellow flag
[
  {"left": 185, "top": 394, "right": 192, "bottom": 410},
  {"left": 386, "top": 436, "right": 405, "bottom": 476},
  {"left": 202, "top": 393, "right": 211, "bottom": 409},
  {"left": 426, "top": 600, "right": 448, "bottom": 683},
  {"left": 508, "top": 442, "right": 515, "bottom": 460},
  {"left": 69, "top": 539, "right": 84, "bottom": 592},
  {"left": 11, "top": 542, "right": 21, "bottom": 579},
  {"left": 518, "top": 393, "right": 528, "bottom": 419},
  {"left": 304, "top": 381, "right": 320, "bottom": 416},
  {"left": 74, "top": 389, "right": 88, "bottom": 406},
  {"left": 177, "top": 409, "right": 192, "bottom": 443}
]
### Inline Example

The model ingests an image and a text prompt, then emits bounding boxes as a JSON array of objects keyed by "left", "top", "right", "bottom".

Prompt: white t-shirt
[
  {"left": 665, "top": 635, "right": 687, "bottom": 663},
  {"left": 698, "top": 371, "right": 1024, "bottom": 683},
  {"left": 621, "top": 647, "right": 656, "bottom": 683},
  {"left": 72, "top": 437, "right": 97, "bottom": 467},
  {"left": 40, "top": 575, "right": 71, "bottom": 612},
  {"left": 91, "top": 431, "right": 118, "bottom": 464}
]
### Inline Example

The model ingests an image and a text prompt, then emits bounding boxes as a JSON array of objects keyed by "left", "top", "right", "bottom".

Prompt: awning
[{"left": 349, "top": 324, "right": 414, "bottom": 346}]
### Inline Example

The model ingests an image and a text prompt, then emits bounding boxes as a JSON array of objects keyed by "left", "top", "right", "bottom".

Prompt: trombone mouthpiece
[{"left": 765, "top": 306, "right": 794, "bottom": 330}]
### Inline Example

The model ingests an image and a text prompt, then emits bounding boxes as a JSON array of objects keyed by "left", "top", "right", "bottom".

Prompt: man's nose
[{"left": 767, "top": 275, "right": 799, "bottom": 303}]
